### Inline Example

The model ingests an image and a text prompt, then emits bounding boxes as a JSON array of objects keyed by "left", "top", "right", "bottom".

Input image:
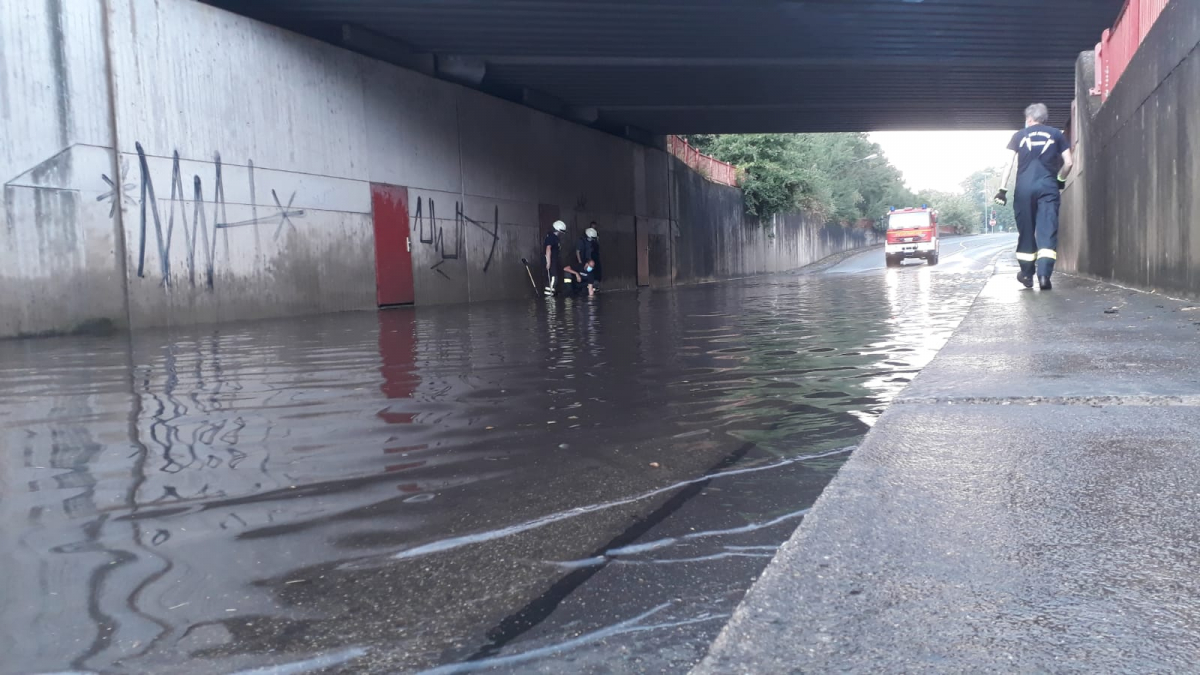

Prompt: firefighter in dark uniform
[
  {"left": 576, "top": 223, "right": 601, "bottom": 294},
  {"left": 994, "top": 103, "right": 1074, "bottom": 290},
  {"left": 543, "top": 220, "right": 567, "bottom": 296}
]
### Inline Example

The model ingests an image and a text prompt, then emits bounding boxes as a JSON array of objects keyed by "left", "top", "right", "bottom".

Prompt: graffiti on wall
[
  {"left": 412, "top": 196, "right": 500, "bottom": 280},
  {"left": 218, "top": 187, "right": 304, "bottom": 242},
  {"left": 97, "top": 158, "right": 137, "bottom": 217},
  {"left": 96, "top": 147, "right": 518, "bottom": 289},
  {"left": 98, "top": 143, "right": 306, "bottom": 289}
]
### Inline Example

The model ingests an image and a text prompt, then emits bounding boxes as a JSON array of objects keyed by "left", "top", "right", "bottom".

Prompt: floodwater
[{"left": 0, "top": 235, "right": 1015, "bottom": 674}]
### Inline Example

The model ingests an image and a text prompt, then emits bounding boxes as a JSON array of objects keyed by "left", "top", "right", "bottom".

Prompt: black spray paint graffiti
[
  {"left": 96, "top": 157, "right": 137, "bottom": 217},
  {"left": 219, "top": 186, "right": 304, "bottom": 241},
  {"left": 412, "top": 196, "right": 500, "bottom": 280},
  {"left": 414, "top": 197, "right": 458, "bottom": 262},
  {"left": 98, "top": 143, "right": 305, "bottom": 288},
  {"left": 133, "top": 145, "right": 222, "bottom": 288}
]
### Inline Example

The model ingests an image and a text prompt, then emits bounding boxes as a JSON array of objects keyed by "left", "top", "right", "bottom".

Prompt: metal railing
[
  {"left": 1092, "top": 0, "right": 1172, "bottom": 100},
  {"left": 667, "top": 136, "right": 740, "bottom": 187}
]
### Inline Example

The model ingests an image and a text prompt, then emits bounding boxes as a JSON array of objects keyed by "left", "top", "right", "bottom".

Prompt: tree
[
  {"left": 918, "top": 190, "right": 979, "bottom": 234},
  {"left": 904, "top": 165, "right": 1022, "bottom": 235},
  {"left": 681, "top": 134, "right": 717, "bottom": 153},
  {"left": 695, "top": 132, "right": 916, "bottom": 226},
  {"left": 961, "top": 168, "right": 1015, "bottom": 232},
  {"left": 792, "top": 133, "right": 913, "bottom": 225},
  {"left": 702, "top": 134, "right": 830, "bottom": 220}
]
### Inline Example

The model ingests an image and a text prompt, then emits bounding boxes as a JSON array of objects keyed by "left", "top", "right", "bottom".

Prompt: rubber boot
[
  {"left": 1017, "top": 261, "right": 1035, "bottom": 289},
  {"left": 1036, "top": 258, "right": 1054, "bottom": 290}
]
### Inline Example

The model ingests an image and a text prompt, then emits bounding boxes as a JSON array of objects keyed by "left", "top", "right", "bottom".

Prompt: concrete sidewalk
[{"left": 696, "top": 261, "right": 1200, "bottom": 673}]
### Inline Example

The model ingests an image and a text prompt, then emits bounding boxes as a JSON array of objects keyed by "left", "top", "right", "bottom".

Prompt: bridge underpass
[
  {"left": 205, "top": 0, "right": 1122, "bottom": 133},
  {"left": 4, "top": 0, "right": 1200, "bottom": 672}
]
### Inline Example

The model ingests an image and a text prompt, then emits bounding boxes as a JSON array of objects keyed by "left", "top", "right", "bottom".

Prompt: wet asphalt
[
  {"left": 0, "top": 234, "right": 1014, "bottom": 674},
  {"left": 698, "top": 260, "right": 1200, "bottom": 673}
]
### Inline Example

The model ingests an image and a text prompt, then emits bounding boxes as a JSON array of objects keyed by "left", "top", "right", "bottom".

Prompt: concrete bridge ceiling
[{"left": 205, "top": 0, "right": 1121, "bottom": 134}]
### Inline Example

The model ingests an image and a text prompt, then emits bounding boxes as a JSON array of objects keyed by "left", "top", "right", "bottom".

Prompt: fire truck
[{"left": 884, "top": 205, "right": 939, "bottom": 267}]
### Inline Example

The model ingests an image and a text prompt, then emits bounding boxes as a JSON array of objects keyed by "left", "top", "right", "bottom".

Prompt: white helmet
[
  {"left": 552, "top": 220, "right": 567, "bottom": 232},
  {"left": 585, "top": 227, "right": 598, "bottom": 239}
]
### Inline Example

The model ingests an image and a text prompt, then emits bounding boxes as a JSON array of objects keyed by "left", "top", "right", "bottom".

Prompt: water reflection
[{"left": 0, "top": 265, "right": 988, "bottom": 673}]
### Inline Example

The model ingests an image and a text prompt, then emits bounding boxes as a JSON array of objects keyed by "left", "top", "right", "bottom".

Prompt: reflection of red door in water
[
  {"left": 371, "top": 184, "right": 415, "bottom": 306},
  {"left": 377, "top": 310, "right": 425, "bottom": 490},
  {"left": 377, "top": 310, "right": 418, "bottom": 425}
]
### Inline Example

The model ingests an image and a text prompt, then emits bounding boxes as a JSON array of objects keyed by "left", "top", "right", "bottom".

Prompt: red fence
[
  {"left": 667, "top": 136, "right": 740, "bottom": 187},
  {"left": 1092, "top": 0, "right": 1172, "bottom": 100}
]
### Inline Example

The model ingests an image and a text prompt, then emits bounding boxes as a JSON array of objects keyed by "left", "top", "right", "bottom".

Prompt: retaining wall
[
  {"left": 671, "top": 160, "right": 878, "bottom": 283},
  {"left": 1061, "top": 0, "right": 1200, "bottom": 294}
]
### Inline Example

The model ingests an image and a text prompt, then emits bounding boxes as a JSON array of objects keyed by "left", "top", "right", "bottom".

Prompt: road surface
[
  {"left": 824, "top": 232, "right": 1017, "bottom": 274},
  {"left": 0, "top": 234, "right": 1015, "bottom": 674},
  {"left": 699, "top": 253, "right": 1200, "bottom": 673}
]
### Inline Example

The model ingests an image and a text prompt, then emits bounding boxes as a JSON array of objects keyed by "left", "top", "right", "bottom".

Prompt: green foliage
[
  {"left": 960, "top": 167, "right": 1016, "bottom": 232},
  {"left": 681, "top": 134, "right": 717, "bottom": 153},
  {"left": 696, "top": 133, "right": 916, "bottom": 226},
  {"left": 916, "top": 168, "right": 1015, "bottom": 235},
  {"left": 696, "top": 135, "right": 813, "bottom": 219},
  {"left": 918, "top": 190, "right": 978, "bottom": 233},
  {"left": 692, "top": 132, "right": 1011, "bottom": 232}
]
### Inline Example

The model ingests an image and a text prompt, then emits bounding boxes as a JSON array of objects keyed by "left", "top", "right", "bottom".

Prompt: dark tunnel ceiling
[{"left": 204, "top": 0, "right": 1122, "bottom": 134}]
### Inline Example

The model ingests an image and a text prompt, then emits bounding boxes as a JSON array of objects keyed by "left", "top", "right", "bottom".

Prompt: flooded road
[{"left": 0, "top": 234, "right": 1014, "bottom": 674}]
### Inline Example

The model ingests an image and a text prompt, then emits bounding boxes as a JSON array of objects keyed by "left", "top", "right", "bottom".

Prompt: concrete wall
[
  {"left": 0, "top": 0, "right": 126, "bottom": 337},
  {"left": 1061, "top": 0, "right": 1200, "bottom": 295},
  {"left": 1, "top": 0, "right": 880, "bottom": 338},
  {"left": 106, "top": 0, "right": 377, "bottom": 327},
  {"left": 672, "top": 157, "right": 880, "bottom": 283}
]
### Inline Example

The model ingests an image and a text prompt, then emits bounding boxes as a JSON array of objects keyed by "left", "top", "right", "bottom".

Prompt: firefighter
[
  {"left": 994, "top": 103, "right": 1074, "bottom": 290},
  {"left": 543, "top": 220, "right": 567, "bottom": 296},
  {"left": 576, "top": 224, "right": 601, "bottom": 293}
]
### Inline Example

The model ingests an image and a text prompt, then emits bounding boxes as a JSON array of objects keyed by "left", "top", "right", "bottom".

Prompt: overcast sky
[{"left": 868, "top": 130, "right": 1017, "bottom": 194}]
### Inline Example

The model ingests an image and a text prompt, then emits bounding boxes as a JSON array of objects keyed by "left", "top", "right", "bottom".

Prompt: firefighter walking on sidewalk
[{"left": 994, "top": 103, "right": 1074, "bottom": 290}]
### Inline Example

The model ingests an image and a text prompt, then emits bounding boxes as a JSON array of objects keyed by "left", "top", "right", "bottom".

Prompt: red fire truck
[{"left": 884, "top": 205, "right": 939, "bottom": 267}]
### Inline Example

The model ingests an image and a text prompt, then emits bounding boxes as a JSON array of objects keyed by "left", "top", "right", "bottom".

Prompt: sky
[{"left": 868, "top": 130, "right": 1017, "bottom": 194}]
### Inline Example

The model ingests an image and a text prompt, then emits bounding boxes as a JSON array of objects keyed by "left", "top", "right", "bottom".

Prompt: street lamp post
[{"left": 981, "top": 186, "right": 989, "bottom": 233}]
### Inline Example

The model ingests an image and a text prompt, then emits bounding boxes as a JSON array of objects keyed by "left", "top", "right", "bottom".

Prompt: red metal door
[{"left": 371, "top": 184, "right": 415, "bottom": 306}]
